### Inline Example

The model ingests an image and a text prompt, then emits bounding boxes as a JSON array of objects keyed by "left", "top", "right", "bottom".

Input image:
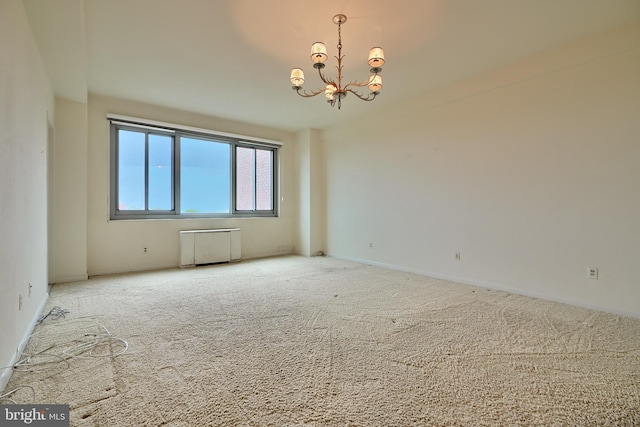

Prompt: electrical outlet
[
  {"left": 144, "top": 247, "right": 148, "bottom": 253},
  {"left": 587, "top": 267, "right": 599, "bottom": 279},
  {"left": 369, "top": 243, "right": 373, "bottom": 248},
  {"left": 455, "top": 251, "right": 461, "bottom": 261}
]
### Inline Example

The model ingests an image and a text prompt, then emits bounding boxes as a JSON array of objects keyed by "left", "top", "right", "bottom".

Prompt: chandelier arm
[
  {"left": 343, "top": 79, "right": 370, "bottom": 90},
  {"left": 345, "top": 88, "right": 378, "bottom": 101},
  {"left": 316, "top": 65, "right": 335, "bottom": 86},
  {"left": 293, "top": 86, "right": 326, "bottom": 98},
  {"left": 343, "top": 69, "right": 381, "bottom": 91}
]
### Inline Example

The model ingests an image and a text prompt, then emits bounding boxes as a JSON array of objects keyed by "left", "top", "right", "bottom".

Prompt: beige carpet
[{"left": 3, "top": 255, "right": 640, "bottom": 426}]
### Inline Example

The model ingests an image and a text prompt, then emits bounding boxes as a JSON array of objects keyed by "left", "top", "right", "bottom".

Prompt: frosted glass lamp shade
[
  {"left": 311, "top": 42, "right": 328, "bottom": 63},
  {"left": 290, "top": 68, "right": 305, "bottom": 86},
  {"left": 325, "top": 84, "right": 336, "bottom": 99},
  {"left": 368, "top": 75, "right": 382, "bottom": 92},
  {"left": 368, "top": 47, "right": 385, "bottom": 67}
]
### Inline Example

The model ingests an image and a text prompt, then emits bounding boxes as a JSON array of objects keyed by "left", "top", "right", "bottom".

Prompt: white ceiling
[{"left": 23, "top": 0, "right": 640, "bottom": 132}]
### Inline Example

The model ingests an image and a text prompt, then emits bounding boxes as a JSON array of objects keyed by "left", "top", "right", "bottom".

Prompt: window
[{"left": 109, "top": 117, "right": 279, "bottom": 220}]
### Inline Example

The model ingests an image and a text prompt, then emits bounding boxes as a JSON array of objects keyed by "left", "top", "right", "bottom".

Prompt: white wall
[
  {"left": 54, "top": 98, "right": 88, "bottom": 282},
  {"left": 87, "top": 95, "right": 298, "bottom": 275},
  {"left": 323, "top": 23, "right": 640, "bottom": 317},
  {"left": 0, "top": 0, "right": 54, "bottom": 390},
  {"left": 295, "top": 128, "right": 325, "bottom": 256}
]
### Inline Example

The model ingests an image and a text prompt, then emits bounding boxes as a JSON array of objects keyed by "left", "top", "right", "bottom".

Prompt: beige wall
[
  {"left": 294, "top": 128, "right": 325, "bottom": 257},
  {"left": 54, "top": 98, "right": 88, "bottom": 282},
  {"left": 322, "top": 23, "right": 640, "bottom": 317},
  {"left": 0, "top": 0, "right": 54, "bottom": 389},
  {"left": 86, "top": 95, "right": 298, "bottom": 276}
]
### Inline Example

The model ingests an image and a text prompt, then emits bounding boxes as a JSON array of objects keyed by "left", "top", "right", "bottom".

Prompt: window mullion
[
  {"left": 174, "top": 134, "right": 180, "bottom": 215},
  {"left": 269, "top": 149, "right": 275, "bottom": 212},
  {"left": 145, "top": 132, "right": 150, "bottom": 211},
  {"left": 231, "top": 143, "right": 237, "bottom": 213}
]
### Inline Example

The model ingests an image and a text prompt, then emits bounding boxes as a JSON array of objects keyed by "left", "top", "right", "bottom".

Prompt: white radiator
[{"left": 180, "top": 229, "right": 241, "bottom": 268}]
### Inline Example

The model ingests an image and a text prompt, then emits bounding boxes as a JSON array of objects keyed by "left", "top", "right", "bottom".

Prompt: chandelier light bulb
[
  {"left": 325, "top": 84, "right": 337, "bottom": 99},
  {"left": 310, "top": 42, "right": 328, "bottom": 64},
  {"left": 368, "top": 47, "right": 385, "bottom": 67},
  {"left": 290, "top": 68, "right": 305, "bottom": 86},
  {"left": 368, "top": 75, "right": 382, "bottom": 92}
]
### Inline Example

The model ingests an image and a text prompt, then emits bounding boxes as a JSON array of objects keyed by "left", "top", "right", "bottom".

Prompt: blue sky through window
[{"left": 180, "top": 137, "right": 230, "bottom": 213}]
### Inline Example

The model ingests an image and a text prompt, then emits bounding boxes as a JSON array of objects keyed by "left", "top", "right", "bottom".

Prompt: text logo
[{"left": 0, "top": 405, "right": 69, "bottom": 426}]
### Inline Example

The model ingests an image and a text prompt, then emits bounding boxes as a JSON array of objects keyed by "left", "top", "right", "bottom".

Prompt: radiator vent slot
[{"left": 180, "top": 229, "right": 241, "bottom": 268}]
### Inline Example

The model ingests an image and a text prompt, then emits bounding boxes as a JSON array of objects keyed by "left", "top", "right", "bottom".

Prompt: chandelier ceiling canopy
[{"left": 289, "top": 14, "right": 385, "bottom": 110}]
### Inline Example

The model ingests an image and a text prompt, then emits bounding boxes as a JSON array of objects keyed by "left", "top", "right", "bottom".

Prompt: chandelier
[{"left": 289, "top": 14, "right": 385, "bottom": 109}]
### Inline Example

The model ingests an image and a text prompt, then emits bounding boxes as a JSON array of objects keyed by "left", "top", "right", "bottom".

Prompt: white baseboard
[
  {"left": 0, "top": 292, "right": 50, "bottom": 393},
  {"left": 54, "top": 273, "right": 88, "bottom": 284},
  {"left": 333, "top": 254, "right": 640, "bottom": 320}
]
